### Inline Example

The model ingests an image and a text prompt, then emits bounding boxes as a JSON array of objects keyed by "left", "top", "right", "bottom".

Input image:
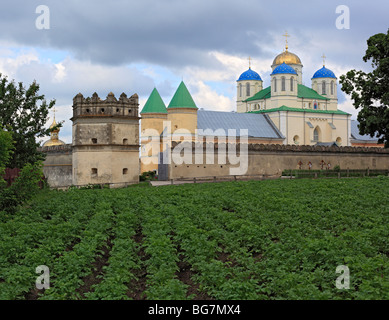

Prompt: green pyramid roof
[
  {"left": 168, "top": 81, "right": 198, "bottom": 109},
  {"left": 141, "top": 88, "right": 167, "bottom": 114}
]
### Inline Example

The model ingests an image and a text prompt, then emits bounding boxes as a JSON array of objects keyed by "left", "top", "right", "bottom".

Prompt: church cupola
[
  {"left": 270, "top": 62, "right": 298, "bottom": 97},
  {"left": 311, "top": 55, "right": 337, "bottom": 101},
  {"left": 236, "top": 58, "right": 263, "bottom": 113},
  {"left": 271, "top": 32, "right": 303, "bottom": 84}
]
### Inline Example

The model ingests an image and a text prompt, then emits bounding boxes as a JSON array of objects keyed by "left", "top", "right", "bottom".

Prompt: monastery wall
[
  {"left": 167, "top": 142, "right": 389, "bottom": 180},
  {"left": 39, "top": 144, "right": 73, "bottom": 188}
]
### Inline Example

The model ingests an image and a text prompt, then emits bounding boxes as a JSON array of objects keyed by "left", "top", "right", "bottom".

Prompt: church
[{"left": 139, "top": 37, "right": 382, "bottom": 174}]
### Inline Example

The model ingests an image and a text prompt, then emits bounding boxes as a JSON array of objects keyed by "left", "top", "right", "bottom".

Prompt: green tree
[
  {"left": 0, "top": 127, "right": 14, "bottom": 183},
  {"left": 340, "top": 29, "right": 389, "bottom": 147},
  {"left": 0, "top": 73, "right": 57, "bottom": 168}
]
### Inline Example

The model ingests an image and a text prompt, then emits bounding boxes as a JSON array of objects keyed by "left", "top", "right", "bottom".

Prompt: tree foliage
[
  {"left": 0, "top": 73, "right": 57, "bottom": 168},
  {"left": 340, "top": 29, "right": 389, "bottom": 147}
]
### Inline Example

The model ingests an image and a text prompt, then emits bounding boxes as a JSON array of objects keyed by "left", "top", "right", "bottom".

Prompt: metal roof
[
  {"left": 237, "top": 68, "right": 262, "bottom": 81},
  {"left": 350, "top": 120, "right": 380, "bottom": 142},
  {"left": 197, "top": 110, "right": 284, "bottom": 139}
]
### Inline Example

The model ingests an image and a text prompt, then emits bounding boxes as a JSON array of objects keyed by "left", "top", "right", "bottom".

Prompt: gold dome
[
  {"left": 43, "top": 114, "right": 65, "bottom": 147},
  {"left": 42, "top": 138, "right": 65, "bottom": 147},
  {"left": 272, "top": 50, "right": 302, "bottom": 66}
]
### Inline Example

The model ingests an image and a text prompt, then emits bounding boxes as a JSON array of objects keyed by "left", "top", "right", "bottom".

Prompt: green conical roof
[
  {"left": 141, "top": 88, "right": 167, "bottom": 114},
  {"left": 168, "top": 81, "right": 198, "bottom": 109}
]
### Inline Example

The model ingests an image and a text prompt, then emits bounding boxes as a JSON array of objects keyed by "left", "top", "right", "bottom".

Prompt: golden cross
[
  {"left": 283, "top": 31, "right": 290, "bottom": 51},
  {"left": 248, "top": 56, "right": 252, "bottom": 68},
  {"left": 322, "top": 53, "right": 326, "bottom": 66},
  {"left": 52, "top": 107, "right": 57, "bottom": 120}
]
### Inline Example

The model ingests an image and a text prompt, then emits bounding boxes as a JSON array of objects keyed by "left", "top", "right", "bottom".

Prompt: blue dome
[
  {"left": 237, "top": 68, "right": 262, "bottom": 81},
  {"left": 271, "top": 62, "right": 298, "bottom": 75},
  {"left": 312, "top": 66, "right": 336, "bottom": 79}
]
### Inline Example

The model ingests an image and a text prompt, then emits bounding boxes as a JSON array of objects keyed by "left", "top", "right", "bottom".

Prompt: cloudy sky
[{"left": 0, "top": 0, "right": 388, "bottom": 143}]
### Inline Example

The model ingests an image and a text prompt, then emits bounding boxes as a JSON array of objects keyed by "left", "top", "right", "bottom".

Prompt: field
[{"left": 0, "top": 177, "right": 388, "bottom": 300}]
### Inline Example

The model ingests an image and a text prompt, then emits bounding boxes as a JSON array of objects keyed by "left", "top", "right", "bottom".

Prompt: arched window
[
  {"left": 239, "top": 83, "right": 242, "bottom": 97},
  {"left": 331, "top": 81, "right": 334, "bottom": 95},
  {"left": 322, "top": 81, "right": 326, "bottom": 95},
  {"left": 313, "top": 127, "right": 320, "bottom": 142},
  {"left": 273, "top": 78, "right": 277, "bottom": 92},
  {"left": 290, "top": 77, "right": 294, "bottom": 91},
  {"left": 281, "top": 77, "right": 286, "bottom": 91},
  {"left": 246, "top": 83, "right": 250, "bottom": 96}
]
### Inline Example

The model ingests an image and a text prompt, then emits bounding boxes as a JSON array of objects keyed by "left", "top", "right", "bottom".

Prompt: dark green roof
[
  {"left": 168, "top": 81, "right": 198, "bottom": 109},
  {"left": 297, "top": 84, "right": 329, "bottom": 101},
  {"left": 141, "top": 88, "right": 167, "bottom": 114},
  {"left": 245, "top": 86, "right": 271, "bottom": 101},
  {"left": 245, "top": 84, "right": 330, "bottom": 102},
  {"left": 248, "top": 105, "right": 350, "bottom": 115}
]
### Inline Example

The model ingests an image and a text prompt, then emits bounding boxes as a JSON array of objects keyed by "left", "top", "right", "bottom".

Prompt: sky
[{"left": 0, "top": 0, "right": 388, "bottom": 144}]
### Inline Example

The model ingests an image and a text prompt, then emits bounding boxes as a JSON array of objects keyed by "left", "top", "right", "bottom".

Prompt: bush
[
  {"left": 140, "top": 171, "right": 157, "bottom": 181},
  {"left": 0, "top": 161, "right": 44, "bottom": 213},
  {"left": 334, "top": 165, "right": 341, "bottom": 172}
]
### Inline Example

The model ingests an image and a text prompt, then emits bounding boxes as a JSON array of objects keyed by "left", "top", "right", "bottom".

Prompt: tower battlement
[{"left": 72, "top": 92, "right": 139, "bottom": 119}]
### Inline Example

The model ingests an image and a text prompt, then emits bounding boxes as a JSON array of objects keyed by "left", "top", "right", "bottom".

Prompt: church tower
[
  {"left": 236, "top": 59, "right": 263, "bottom": 113},
  {"left": 311, "top": 55, "right": 338, "bottom": 111},
  {"left": 140, "top": 88, "right": 168, "bottom": 173},
  {"left": 71, "top": 91, "right": 140, "bottom": 187}
]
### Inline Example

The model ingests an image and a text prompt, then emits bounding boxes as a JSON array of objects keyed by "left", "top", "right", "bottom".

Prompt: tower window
[
  {"left": 91, "top": 168, "right": 98, "bottom": 176},
  {"left": 281, "top": 77, "right": 286, "bottom": 91},
  {"left": 246, "top": 83, "right": 250, "bottom": 96},
  {"left": 92, "top": 138, "right": 97, "bottom": 144},
  {"left": 101, "top": 108, "right": 105, "bottom": 113},
  {"left": 128, "top": 109, "right": 132, "bottom": 114},
  {"left": 331, "top": 81, "right": 334, "bottom": 95},
  {"left": 123, "top": 168, "right": 128, "bottom": 175},
  {"left": 123, "top": 138, "right": 128, "bottom": 145},
  {"left": 239, "top": 83, "right": 242, "bottom": 97},
  {"left": 116, "top": 108, "right": 120, "bottom": 113},
  {"left": 322, "top": 81, "right": 326, "bottom": 95},
  {"left": 86, "top": 109, "right": 90, "bottom": 113},
  {"left": 274, "top": 78, "right": 277, "bottom": 92},
  {"left": 290, "top": 77, "right": 294, "bottom": 91}
]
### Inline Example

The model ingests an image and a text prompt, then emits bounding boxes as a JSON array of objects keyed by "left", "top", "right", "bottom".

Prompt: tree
[
  {"left": 0, "top": 74, "right": 58, "bottom": 168},
  {"left": 340, "top": 29, "right": 389, "bottom": 147},
  {"left": 0, "top": 127, "right": 14, "bottom": 183}
]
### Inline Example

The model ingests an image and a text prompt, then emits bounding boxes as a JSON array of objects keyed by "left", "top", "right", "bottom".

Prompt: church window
[
  {"left": 239, "top": 84, "right": 242, "bottom": 97},
  {"left": 281, "top": 77, "right": 286, "bottom": 91},
  {"left": 92, "top": 138, "right": 97, "bottom": 144},
  {"left": 322, "top": 81, "right": 326, "bottom": 95},
  {"left": 331, "top": 81, "right": 334, "bottom": 95},
  {"left": 101, "top": 108, "right": 105, "bottom": 113},
  {"left": 123, "top": 138, "right": 128, "bottom": 145},
  {"left": 290, "top": 77, "right": 294, "bottom": 91},
  {"left": 313, "top": 127, "right": 320, "bottom": 142},
  {"left": 246, "top": 83, "right": 250, "bottom": 96},
  {"left": 274, "top": 78, "right": 277, "bottom": 92},
  {"left": 293, "top": 135, "right": 300, "bottom": 145}
]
